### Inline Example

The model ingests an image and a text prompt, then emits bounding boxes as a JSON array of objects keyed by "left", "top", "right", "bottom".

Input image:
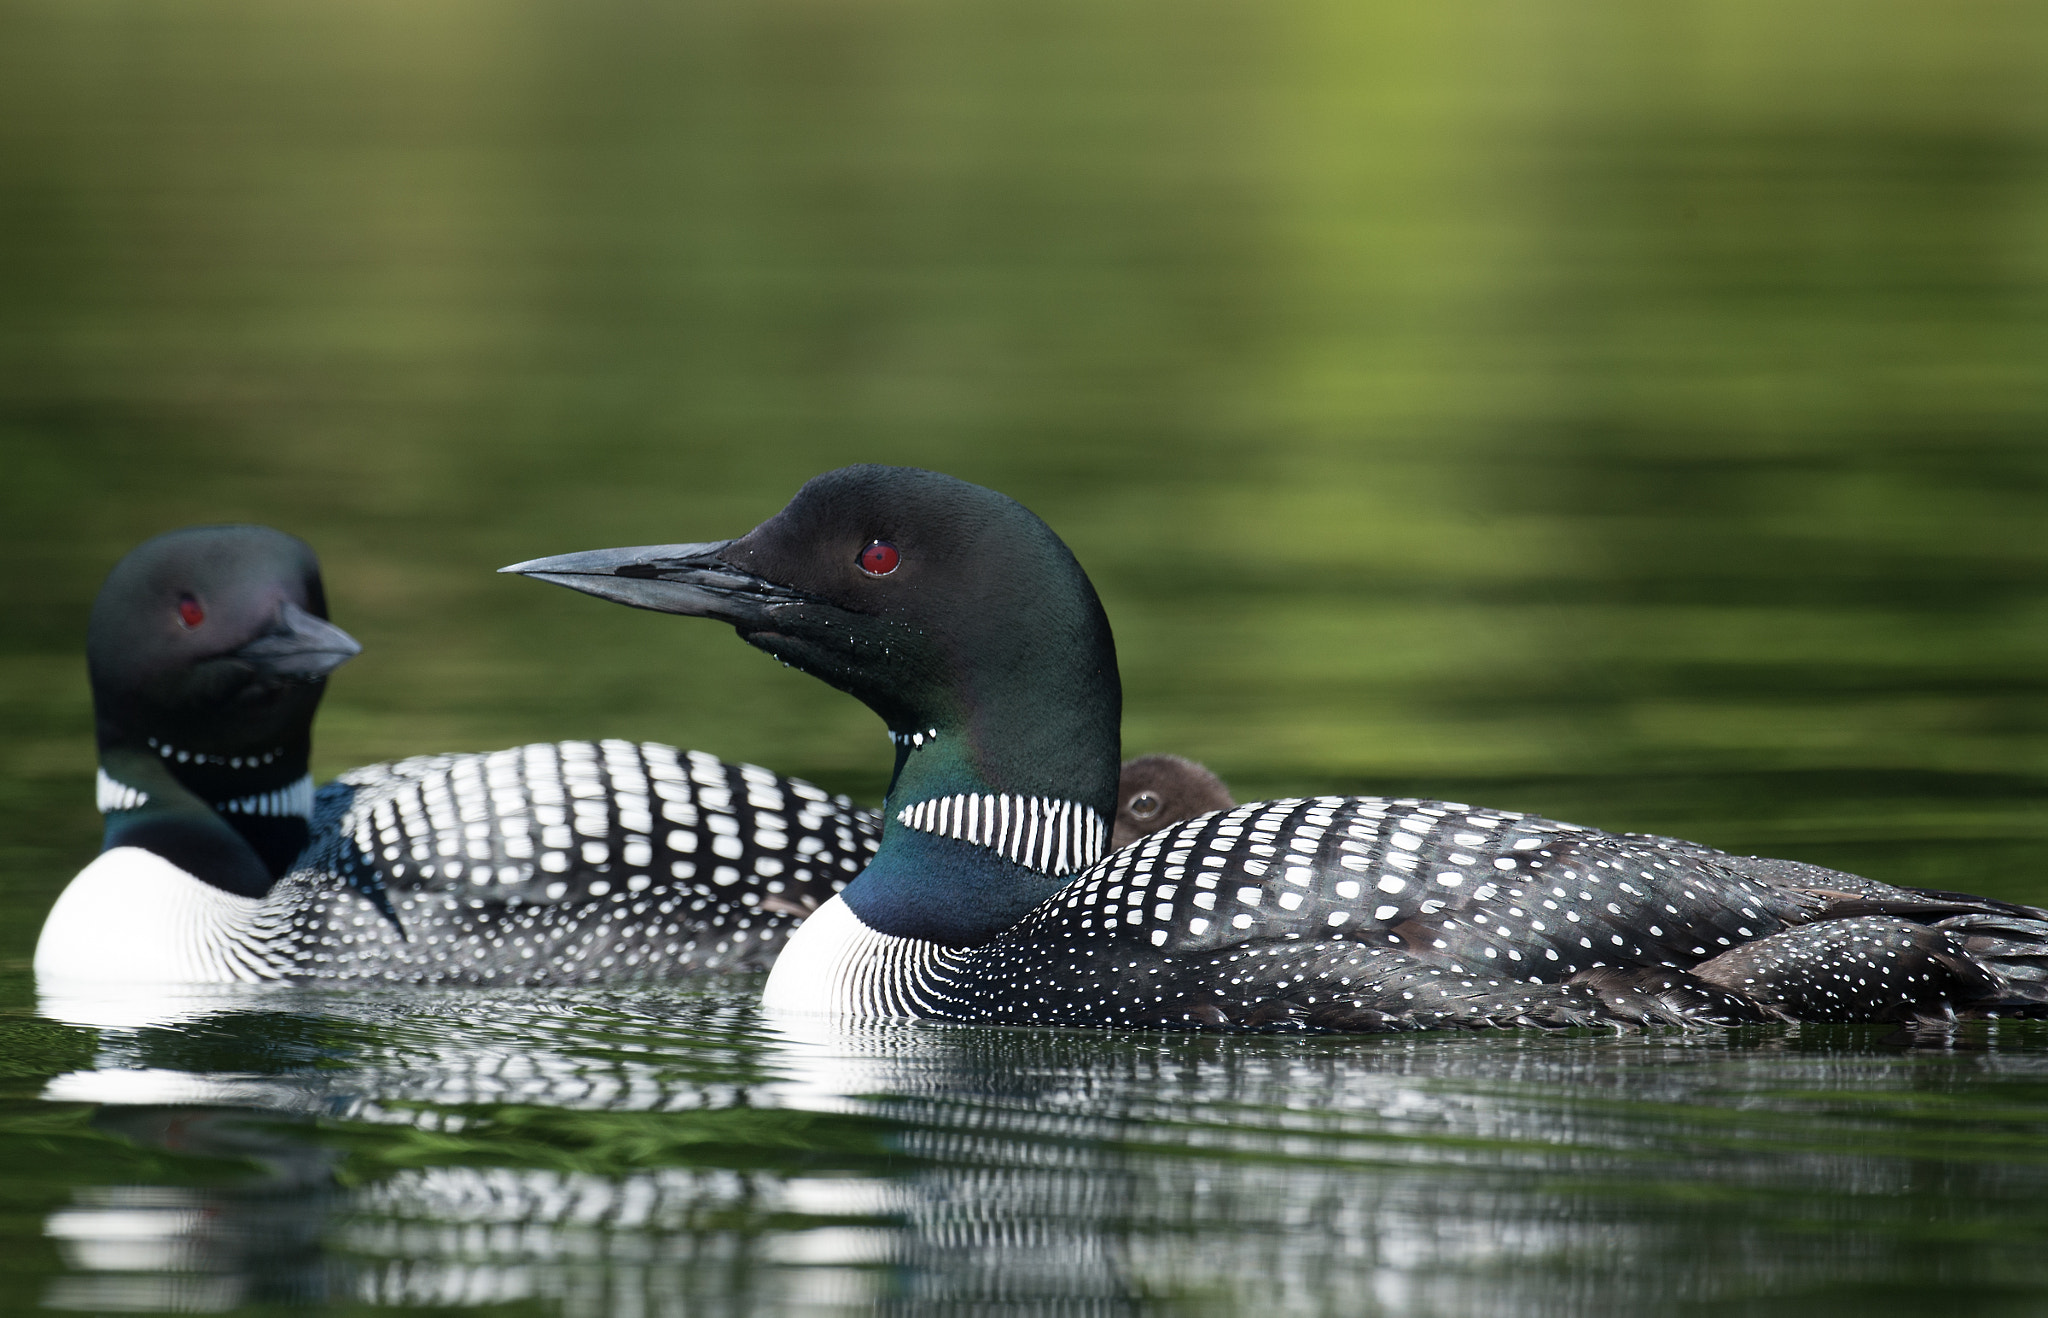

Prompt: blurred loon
[
  {"left": 508, "top": 466, "right": 2048, "bottom": 1032},
  {"left": 35, "top": 526, "right": 881, "bottom": 986},
  {"left": 37, "top": 526, "right": 1219, "bottom": 988}
]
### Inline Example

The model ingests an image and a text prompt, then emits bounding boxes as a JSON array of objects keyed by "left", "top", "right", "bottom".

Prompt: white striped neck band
[
  {"left": 894, "top": 792, "right": 1107, "bottom": 877},
  {"left": 95, "top": 769, "right": 150, "bottom": 813},
  {"left": 99, "top": 768, "right": 315, "bottom": 820},
  {"left": 218, "top": 774, "right": 316, "bottom": 820}
]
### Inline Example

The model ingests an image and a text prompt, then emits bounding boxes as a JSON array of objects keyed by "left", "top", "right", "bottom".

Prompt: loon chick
[
  {"left": 1115, "top": 754, "right": 1233, "bottom": 849},
  {"left": 36, "top": 526, "right": 882, "bottom": 986},
  {"left": 509, "top": 466, "right": 2048, "bottom": 1033}
]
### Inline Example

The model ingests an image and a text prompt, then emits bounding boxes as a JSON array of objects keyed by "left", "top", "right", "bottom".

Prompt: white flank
[
  {"left": 894, "top": 792, "right": 1107, "bottom": 876},
  {"left": 94, "top": 770, "right": 149, "bottom": 813},
  {"left": 34, "top": 848, "right": 284, "bottom": 985},
  {"left": 760, "top": 895, "right": 945, "bottom": 1017}
]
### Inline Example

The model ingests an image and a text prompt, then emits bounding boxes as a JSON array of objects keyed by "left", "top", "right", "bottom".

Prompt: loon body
[
  {"left": 41, "top": 527, "right": 1216, "bottom": 987},
  {"left": 510, "top": 466, "right": 2048, "bottom": 1032},
  {"left": 265, "top": 739, "right": 877, "bottom": 983}
]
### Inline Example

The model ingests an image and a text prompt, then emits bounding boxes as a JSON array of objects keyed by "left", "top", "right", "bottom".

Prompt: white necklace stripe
[
  {"left": 96, "top": 769, "right": 150, "bottom": 813},
  {"left": 95, "top": 769, "right": 313, "bottom": 820},
  {"left": 219, "top": 774, "right": 316, "bottom": 820},
  {"left": 896, "top": 792, "right": 1106, "bottom": 877}
]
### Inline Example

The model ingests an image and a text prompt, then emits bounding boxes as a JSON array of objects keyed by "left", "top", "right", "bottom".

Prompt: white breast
[
  {"left": 34, "top": 848, "right": 283, "bottom": 986},
  {"left": 760, "top": 895, "right": 946, "bottom": 1018}
]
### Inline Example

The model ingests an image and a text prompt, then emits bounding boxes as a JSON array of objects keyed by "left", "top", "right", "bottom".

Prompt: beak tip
[
  {"left": 493, "top": 540, "right": 771, "bottom": 619},
  {"left": 234, "top": 601, "right": 365, "bottom": 681}
]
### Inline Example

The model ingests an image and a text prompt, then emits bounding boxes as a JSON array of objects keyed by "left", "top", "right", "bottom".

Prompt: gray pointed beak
[
  {"left": 233, "top": 601, "right": 362, "bottom": 682},
  {"left": 500, "top": 541, "right": 812, "bottom": 624}
]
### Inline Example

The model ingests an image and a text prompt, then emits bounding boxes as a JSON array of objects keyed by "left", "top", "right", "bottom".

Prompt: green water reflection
[
  {"left": 2, "top": 0, "right": 2046, "bottom": 1312},
  {"left": 13, "top": 983, "right": 2048, "bottom": 1316}
]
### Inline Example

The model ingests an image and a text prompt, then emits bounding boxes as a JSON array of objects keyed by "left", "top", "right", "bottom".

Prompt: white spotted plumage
[
  {"left": 768, "top": 794, "right": 2048, "bottom": 1031},
  {"left": 56, "top": 740, "right": 884, "bottom": 986}
]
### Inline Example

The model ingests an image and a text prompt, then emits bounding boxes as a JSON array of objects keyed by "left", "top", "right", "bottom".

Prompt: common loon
[
  {"left": 39, "top": 527, "right": 1220, "bottom": 988},
  {"left": 507, "top": 466, "right": 2048, "bottom": 1032},
  {"left": 35, "top": 526, "right": 883, "bottom": 986}
]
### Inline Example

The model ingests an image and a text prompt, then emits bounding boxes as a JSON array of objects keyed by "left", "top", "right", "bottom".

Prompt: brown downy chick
[{"left": 1112, "top": 754, "right": 1235, "bottom": 849}]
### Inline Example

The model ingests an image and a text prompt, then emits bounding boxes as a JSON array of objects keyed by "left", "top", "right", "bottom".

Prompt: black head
[
  {"left": 1112, "top": 754, "right": 1235, "bottom": 849},
  {"left": 507, "top": 466, "right": 1123, "bottom": 811},
  {"left": 90, "top": 525, "right": 359, "bottom": 784}
]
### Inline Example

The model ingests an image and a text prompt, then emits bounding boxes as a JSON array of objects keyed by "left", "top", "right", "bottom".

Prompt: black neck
[
  {"left": 837, "top": 656, "right": 1121, "bottom": 944},
  {"left": 96, "top": 743, "right": 308, "bottom": 894}
]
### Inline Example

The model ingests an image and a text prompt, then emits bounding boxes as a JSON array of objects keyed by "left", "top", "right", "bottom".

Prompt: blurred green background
[{"left": 3, "top": 0, "right": 2046, "bottom": 961}]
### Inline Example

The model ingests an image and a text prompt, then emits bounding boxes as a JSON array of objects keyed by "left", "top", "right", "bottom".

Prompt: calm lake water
[{"left": 3, "top": 1, "right": 2047, "bottom": 1313}]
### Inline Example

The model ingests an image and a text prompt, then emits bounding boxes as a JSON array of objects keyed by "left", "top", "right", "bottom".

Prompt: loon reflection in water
[{"left": 32, "top": 987, "right": 2048, "bottom": 1316}]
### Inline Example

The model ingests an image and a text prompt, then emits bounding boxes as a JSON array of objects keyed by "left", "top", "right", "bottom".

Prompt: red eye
[
  {"left": 177, "top": 596, "right": 205, "bottom": 628},
  {"left": 858, "top": 541, "right": 900, "bottom": 576}
]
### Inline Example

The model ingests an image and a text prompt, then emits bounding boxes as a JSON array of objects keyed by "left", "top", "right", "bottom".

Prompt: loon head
[
  {"left": 506, "top": 465, "right": 1121, "bottom": 943},
  {"left": 89, "top": 525, "right": 361, "bottom": 888}
]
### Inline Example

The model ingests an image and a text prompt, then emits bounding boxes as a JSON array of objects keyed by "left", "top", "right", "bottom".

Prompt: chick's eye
[
  {"left": 858, "top": 541, "right": 900, "bottom": 576},
  {"left": 1128, "top": 791, "right": 1162, "bottom": 819},
  {"left": 177, "top": 595, "right": 205, "bottom": 629}
]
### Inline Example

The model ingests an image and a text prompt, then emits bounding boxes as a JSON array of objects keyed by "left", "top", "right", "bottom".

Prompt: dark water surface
[
  {"left": 14, "top": 980, "right": 2048, "bottom": 1317},
  {"left": 3, "top": 1, "right": 2047, "bottom": 1312}
]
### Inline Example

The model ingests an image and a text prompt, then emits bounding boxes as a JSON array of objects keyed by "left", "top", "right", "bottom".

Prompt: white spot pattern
[
  {"left": 769, "top": 795, "right": 2048, "bottom": 1033},
  {"left": 145, "top": 736, "right": 283, "bottom": 769},
  {"left": 79, "top": 741, "right": 884, "bottom": 986}
]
